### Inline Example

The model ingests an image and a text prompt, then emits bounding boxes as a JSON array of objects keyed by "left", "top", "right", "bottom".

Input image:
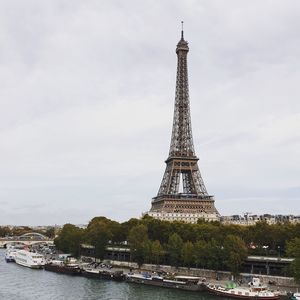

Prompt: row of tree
[
  {"left": 0, "top": 226, "right": 56, "bottom": 239},
  {"left": 127, "top": 223, "right": 248, "bottom": 276},
  {"left": 54, "top": 216, "right": 300, "bottom": 279}
]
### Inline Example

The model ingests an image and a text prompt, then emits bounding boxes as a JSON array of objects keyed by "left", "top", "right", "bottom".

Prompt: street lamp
[{"left": 277, "top": 246, "right": 281, "bottom": 258}]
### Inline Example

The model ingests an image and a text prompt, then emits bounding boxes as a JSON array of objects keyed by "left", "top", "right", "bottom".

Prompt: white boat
[
  {"left": 5, "top": 249, "right": 17, "bottom": 262},
  {"left": 206, "top": 278, "right": 280, "bottom": 300},
  {"left": 291, "top": 293, "right": 300, "bottom": 300},
  {"left": 15, "top": 250, "right": 45, "bottom": 269}
]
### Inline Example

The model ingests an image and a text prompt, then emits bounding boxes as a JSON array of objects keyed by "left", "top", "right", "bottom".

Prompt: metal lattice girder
[
  {"left": 151, "top": 29, "right": 219, "bottom": 217},
  {"left": 157, "top": 31, "right": 208, "bottom": 197},
  {"left": 157, "top": 158, "right": 208, "bottom": 196}
]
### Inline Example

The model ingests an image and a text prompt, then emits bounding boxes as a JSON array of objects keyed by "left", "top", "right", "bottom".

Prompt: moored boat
[
  {"left": 290, "top": 293, "right": 300, "bottom": 300},
  {"left": 126, "top": 273, "right": 204, "bottom": 291},
  {"left": 44, "top": 260, "right": 81, "bottom": 275},
  {"left": 82, "top": 268, "right": 124, "bottom": 281},
  {"left": 5, "top": 248, "right": 17, "bottom": 262},
  {"left": 15, "top": 250, "right": 45, "bottom": 269},
  {"left": 205, "top": 278, "right": 280, "bottom": 300}
]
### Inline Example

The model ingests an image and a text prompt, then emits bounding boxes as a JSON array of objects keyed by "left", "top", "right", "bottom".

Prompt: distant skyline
[{"left": 0, "top": 1, "right": 299, "bottom": 225}]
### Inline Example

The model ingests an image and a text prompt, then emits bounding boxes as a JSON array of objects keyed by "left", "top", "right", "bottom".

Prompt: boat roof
[{"left": 175, "top": 275, "right": 200, "bottom": 280}]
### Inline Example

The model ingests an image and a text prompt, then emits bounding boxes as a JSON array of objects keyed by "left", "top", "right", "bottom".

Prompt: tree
[
  {"left": 194, "top": 240, "right": 208, "bottom": 268},
  {"left": 45, "top": 227, "right": 55, "bottom": 239},
  {"left": 167, "top": 233, "right": 183, "bottom": 267},
  {"left": 128, "top": 224, "right": 149, "bottom": 267},
  {"left": 181, "top": 241, "right": 194, "bottom": 268},
  {"left": 252, "top": 222, "right": 275, "bottom": 251},
  {"left": 142, "top": 217, "right": 172, "bottom": 245},
  {"left": 54, "top": 224, "right": 84, "bottom": 256},
  {"left": 206, "top": 239, "right": 224, "bottom": 271},
  {"left": 286, "top": 237, "right": 300, "bottom": 282},
  {"left": 223, "top": 235, "right": 248, "bottom": 277},
  {"left": 85, "top": 219, "right": 112, "bottom": 260},
  {"left": 151, "top": 240, "right": 164, "bottom": 265},
  {"left": 195, "top": 223, "right": 222, "bottom": 242},
  {"left": 110, "top": 222, "right": 126, "bottom": 244},
  {"left": 11, "top": 226, "right": 32, "bottom": 236},
  {"left": 171, "top": 222, "right": 197, "bottom": 243},
  {"left": 0, "top": 226, "right": 11, "bottom": 237},
  {"left": 120, "top": 218, "right": 141, "bottom": 240}
]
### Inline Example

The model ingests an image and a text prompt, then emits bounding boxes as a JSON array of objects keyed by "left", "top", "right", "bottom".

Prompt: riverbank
[
  {"left": 100, "top": 259, "right": 299, "bottom": 294},
  {"left": 2, "top": 247, "right": 298, "bottom": 299},
  {"left": 0, "top": 249, "right": 206, "bottom": 300}
]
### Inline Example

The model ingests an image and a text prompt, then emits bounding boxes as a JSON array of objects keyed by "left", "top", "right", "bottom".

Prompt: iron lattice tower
[{"left": 150, "top": 26, "right": 219, "bottom": 218}]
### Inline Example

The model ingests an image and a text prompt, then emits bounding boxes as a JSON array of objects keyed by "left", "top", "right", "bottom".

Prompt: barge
[
  {"left": 82, "top": 268, "right": 124, "bottom": 281},
  {"left": 44, "top": 260, "right": 81, "bottom": 275},
  {"left": 126, "top": 273, "right": 204, "bottom": 292}
]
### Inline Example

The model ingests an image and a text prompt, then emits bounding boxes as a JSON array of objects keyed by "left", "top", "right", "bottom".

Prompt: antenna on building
[{"left": 181, "top": 21, "right": 184, "bottom": 39}]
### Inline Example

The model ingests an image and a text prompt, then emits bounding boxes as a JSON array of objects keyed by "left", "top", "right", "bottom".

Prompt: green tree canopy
[
  {"left": 286, "top": 237, "right": 300, "bottom": 282},
  {"left": 85, "top": 218, "right": 112, "bottom": 259},
  {"left": 0, "top": 226, "right": 11, "bottom": 237},
  {"left": 167, "top": 233, "right": 183, "bottom": 267},
  {"left": 194, "top": 240, "right": 208, "bottom": 268},
  {"left": 181, "top": 241, "right": 194, "bottom": 268},
  {"left": 128, "top": 224, "right": 149, "bottom": 267},
  {"left": 206, "top": 239, "right": 224, "bottom": 271},
  {"left": 151, "top": 240, "right": 164, "bottom": 265},
  {"left": 53, "top": 214, "right": 300, "bottom": 271},
  {"left": 45, "top": 227, "right": 55, "bottom": 239},
  {"left": 224, "top": 235, "right": 248, "bottom": 277},
  {"left": 54, "top": 224, "right": 84, "bottom": 256}
]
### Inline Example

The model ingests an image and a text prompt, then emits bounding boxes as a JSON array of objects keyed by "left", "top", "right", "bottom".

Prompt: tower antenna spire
[{"left": 181, "top": 21, "right": 184, "bottom": 39}]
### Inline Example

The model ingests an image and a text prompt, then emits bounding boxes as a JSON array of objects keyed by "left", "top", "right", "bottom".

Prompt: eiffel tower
[{"left": 148, "top": 25, "right": 219, "bottom": 223}]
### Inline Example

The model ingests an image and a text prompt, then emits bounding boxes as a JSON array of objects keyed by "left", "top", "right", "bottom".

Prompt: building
[
  {"left": 146, "top": 25, "right": 219, "bottom": 223},
  {"left": 221, "top": 214, "right": 300, "bottom": 225}
]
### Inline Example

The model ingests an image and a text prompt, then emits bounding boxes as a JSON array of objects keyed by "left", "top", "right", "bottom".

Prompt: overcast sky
[{"left": 0, "top": 0, "right": 299, "bottom": 226}]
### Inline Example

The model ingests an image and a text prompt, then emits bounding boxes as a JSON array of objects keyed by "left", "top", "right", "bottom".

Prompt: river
[{"left": 0, "top": 249, "right": 222, "bottom": 300}]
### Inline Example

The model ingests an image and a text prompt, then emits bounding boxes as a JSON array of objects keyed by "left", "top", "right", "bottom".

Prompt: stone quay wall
[{"left": 107, "top": 260, "right": 299, "bottom": 291}]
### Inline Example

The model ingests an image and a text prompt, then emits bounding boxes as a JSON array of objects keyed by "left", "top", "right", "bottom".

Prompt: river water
[{"left": 0, "top": 249, "right": 221, "bottom": 300}]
